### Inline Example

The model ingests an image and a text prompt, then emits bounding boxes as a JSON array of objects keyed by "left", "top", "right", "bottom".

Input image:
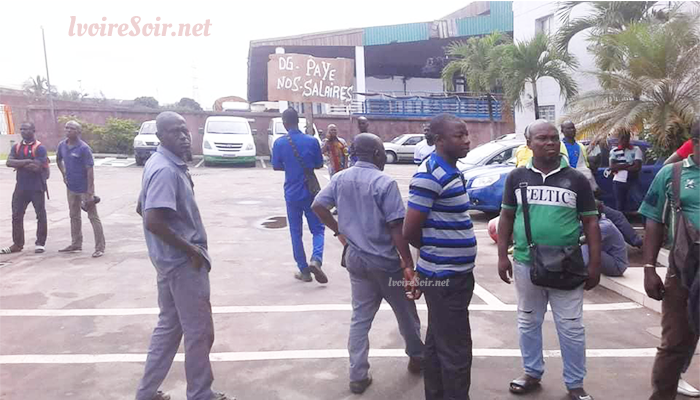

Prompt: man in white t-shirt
[
  {"left": 413, "top": 126, "right": 435, "bottom": 165},
  {"left": 608, "top": 128, "right": 643, "bottom": 211}
]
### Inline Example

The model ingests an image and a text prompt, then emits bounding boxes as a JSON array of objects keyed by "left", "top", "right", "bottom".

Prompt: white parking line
[
  {"left": 0, "top": 302, "right": 641, "bottom": 317},
  {"left": 195, "top": 159, "right": 205, "bottom": 168},
  {"left": 473, "top": 283, "right": 506, "bottom": 306},
  {"left": 0, "top": 347, "right": 659, "bottom": 364}
]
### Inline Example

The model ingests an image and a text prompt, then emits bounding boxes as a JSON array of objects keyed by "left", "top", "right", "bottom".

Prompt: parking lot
[{"left": 0, "top": 162, "right": 698, "bottom": 400}]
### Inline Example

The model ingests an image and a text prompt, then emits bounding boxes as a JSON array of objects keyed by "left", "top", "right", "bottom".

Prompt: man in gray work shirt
[
  {"left": 135, "top": 112, "right": 230, "bottom": 400},
  {"left": 312, "top": 133, "right": 424, "bottom": 395}
]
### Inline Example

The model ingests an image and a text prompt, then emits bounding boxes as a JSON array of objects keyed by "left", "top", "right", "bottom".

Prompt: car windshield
[
  {"left": 275, "top": 119, "right": 309, "bottom": 134},
  {"left": 207, "top": 121, "right": 249, "bottom": 134},
  {"left": 139, "top": 122, "right": 156, "bottom": 135},
  {"left": 461, "top": 142, "right": 505, "bottom": 165},
  {"left": 391, "top": 135, "right": 406, "bottom": 144}
]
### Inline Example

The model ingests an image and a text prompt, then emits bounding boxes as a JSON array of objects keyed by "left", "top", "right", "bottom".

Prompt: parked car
[
  {"left": 458, "top": 135, "right": 523, "bottom": 171},
  {"left": 267, "top": 117, "right": 320, "bottom": 157},
  {"left": 133, "top": 120, "right": 192, "bottom": 166},
  {"left": 202, "top": 116, "right": 256, "bottom": 167},
  {"left": 383, "top": 134, "right": 425, "bottom": 163},
  {"left": 462, "top": 139, "right": 663, "bottom": 215}
]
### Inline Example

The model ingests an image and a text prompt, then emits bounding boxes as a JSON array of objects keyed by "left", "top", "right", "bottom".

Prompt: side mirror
[
  {"left": 134, "top": 130, "right": 139, "bottom": 135},
  {"left": 267, "top": 129, "right": 273, "bottom": 136},
  {"left": 198, "top": 127, "right": 204, "bottom": 135},
  {"left": 252, "top": 128, "right": 258, "bottom": 135}
]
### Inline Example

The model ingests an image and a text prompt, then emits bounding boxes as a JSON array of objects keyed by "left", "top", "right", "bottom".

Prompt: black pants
[
  {"left": 12, "top": 189, "right": 47, "bottom": 248},
  {"left": 420, "top": 271, "right": 475, "bottom": 400}
]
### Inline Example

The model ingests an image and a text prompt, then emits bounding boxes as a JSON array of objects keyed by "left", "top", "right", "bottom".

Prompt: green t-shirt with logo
[
  {"left": 502, "top": 157, "right": 598, "bottom": 263},
  {"left": 639, "top": 156, "right": 700, "bottom": 237}
]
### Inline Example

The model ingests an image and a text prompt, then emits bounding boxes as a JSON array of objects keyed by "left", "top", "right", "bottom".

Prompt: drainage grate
[{"left": 257, "top": 216, "right": 288, "bottom": 230}]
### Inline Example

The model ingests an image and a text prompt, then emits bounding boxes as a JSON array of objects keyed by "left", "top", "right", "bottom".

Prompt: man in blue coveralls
[{"left": 272, "top": 108, "right": 327, "bottom": 284}]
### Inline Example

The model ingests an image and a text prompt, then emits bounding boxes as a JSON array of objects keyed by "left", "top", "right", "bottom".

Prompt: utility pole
[{"left": 41, "top": 26, "right": 57, "bottom": 134}]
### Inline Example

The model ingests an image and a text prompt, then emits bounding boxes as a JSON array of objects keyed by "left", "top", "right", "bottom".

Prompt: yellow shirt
[{"left": 515, "top": 143, "right": 570, "bottom": 167}]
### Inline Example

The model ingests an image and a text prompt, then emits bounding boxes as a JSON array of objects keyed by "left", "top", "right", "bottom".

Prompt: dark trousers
[
  {"left": 613, "top": 181, "right": 630, "bottom": 212},
  {"left": 11, "top": 188, "right": 47, "bottom": 248},
  {"left": 650, "top": 273, "right": 700, "bottom": 400},
  {"left": 420, "top": 271, "right": 475, "bottom": 400}
]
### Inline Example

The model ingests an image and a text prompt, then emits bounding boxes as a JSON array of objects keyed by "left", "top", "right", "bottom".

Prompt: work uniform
[
  {"left": 271, "top": 128, "right": 325, "bottom": 272},
  {"left": 313, "top": 161, "right": 424, "bottom": 383},
  {"left": 135, "top": 146, "right": 215, "bottom": 400}
]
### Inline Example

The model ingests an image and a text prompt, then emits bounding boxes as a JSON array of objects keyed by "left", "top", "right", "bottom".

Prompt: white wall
[
  {"left": 364, "top": 76, "right": 444, "bottom": 94},
  {"left": 512, "top": 2, "right": 600, "bottom": 133}
]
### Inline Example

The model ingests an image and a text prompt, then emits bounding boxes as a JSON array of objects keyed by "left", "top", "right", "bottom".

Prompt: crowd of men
[{"left": 3, "top": 110, "right": 699, "bottom": 400}]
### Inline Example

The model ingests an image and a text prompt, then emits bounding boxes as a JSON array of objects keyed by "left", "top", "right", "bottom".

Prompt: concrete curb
[{"left": 598, "top": 249, "right": 669, "bottom": 313}]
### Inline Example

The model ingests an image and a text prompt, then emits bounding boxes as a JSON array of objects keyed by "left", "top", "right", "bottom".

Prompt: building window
[
  {"left": 535, "top": 15, "right": 553, "bottom": 35},
  {"left": 538, "top": 105, "right": 556, "bottom": 122}
]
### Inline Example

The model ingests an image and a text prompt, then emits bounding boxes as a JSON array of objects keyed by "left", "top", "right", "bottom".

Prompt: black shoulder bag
[
  {"left": 520, "top": 182, "right": 588, "bottom": 290},
  {"left": 286, "top": 135, "right": 321, "bottom": 197}
]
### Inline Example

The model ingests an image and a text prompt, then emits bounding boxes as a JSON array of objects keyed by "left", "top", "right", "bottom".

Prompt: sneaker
[
  {"left": 294, "top": 270, "right": 313, "bottom": 282},
  {"left": 211, "top": 392, "right": 235, "bottom": 400},
  {"left": 349, "top": 373, "right": 372, "bottom": 394},
  {"left": 35, "top": 245, "right": 45, "bottom": 254},
  {"left": 307, "top": 259, "right": 328, "bottom": 284},
  {"left": 678, "top": 378, "right": 700, "bottom": 397},
  {"left": 151, "top": 391, "right": 171, "bottom": 400},
  {"left": 58, "top": 245, "right": 82, "bottom": 253},
  {"left": 407, "top": 356, "right": 423, "bottom": 374}
]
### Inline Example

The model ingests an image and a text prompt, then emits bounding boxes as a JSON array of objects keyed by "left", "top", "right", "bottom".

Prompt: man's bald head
[
  {"left": 155, "top": 111, "right": 190, "bottom": 159},
  {"left": 357, "top": 116, "right": 370, "bottom": 133},
  {"left": 561, "top": 120, "right": 577, "bottom": 140},
  {"left": 528, "top": 119, "right": 561, "bottom": 163},
  {"left": 351, "top": 133, "right": 386, "bottom": 170},
  {"left": 327, "top": 124, "right": 338, "bottom": 138},
  {"left": 529, "top": 119, "right": 557, "bottom": 137},
  {"left": 65, "top": 120, "right": 82, "bottom": 132},
  {"left": 64, "top": 120, "right": 82, "bottom": 140},
  {"left": 20, "top": 121, "right": 36, "bottom": 142}
]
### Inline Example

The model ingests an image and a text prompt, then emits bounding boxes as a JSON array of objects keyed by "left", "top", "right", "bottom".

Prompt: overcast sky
[{"left": 1, "top": 0, "right": 469, "bottom": 109}]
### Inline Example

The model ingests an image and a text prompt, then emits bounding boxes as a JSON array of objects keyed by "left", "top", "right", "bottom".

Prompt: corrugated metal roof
[
  {"left": 250, "top": 28, "right": 363, "bottom": 48},
  {"left": 363, "top": 22, "right": 429, "bottom": 46},
  {"left": 457, "top": 1, "right": 513, "bottom": 36}
]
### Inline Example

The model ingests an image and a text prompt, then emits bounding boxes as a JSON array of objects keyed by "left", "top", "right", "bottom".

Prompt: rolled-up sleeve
[{"left": 144, "top": 168, "right": 179, "bottom": 212}]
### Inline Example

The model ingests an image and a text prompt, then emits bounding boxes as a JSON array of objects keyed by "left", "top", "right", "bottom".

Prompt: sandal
[
  {"left": 509, "top": 375, "right": 541, "bottom": 394},
  {"left": 1, "top": 245, "right": 22, "bottom": 255}
]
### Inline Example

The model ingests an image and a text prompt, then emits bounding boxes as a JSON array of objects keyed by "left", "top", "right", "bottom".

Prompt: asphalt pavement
[{"left": 0, "top": 162, "right": 697, "bottom": 400}]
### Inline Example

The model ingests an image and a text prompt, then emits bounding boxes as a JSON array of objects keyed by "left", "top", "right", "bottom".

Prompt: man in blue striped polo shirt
[{"left": 404, "top": 113, "right": 476, "bottom": 400}]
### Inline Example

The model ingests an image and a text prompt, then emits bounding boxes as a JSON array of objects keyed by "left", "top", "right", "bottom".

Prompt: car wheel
[
  {"left": 386, "top": 151, "right": 397, "bottom": 164},
  {"left": 135, "top": 156, "right": 144, "bottom": 166}
]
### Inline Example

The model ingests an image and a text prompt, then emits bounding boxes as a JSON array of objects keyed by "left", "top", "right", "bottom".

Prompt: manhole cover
[{"left": 257, "top": 216, "right": 288, "bottom": 229}]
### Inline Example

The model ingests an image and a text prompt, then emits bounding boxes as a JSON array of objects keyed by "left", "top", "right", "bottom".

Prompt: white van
[
  {"left": 267, "top": 117, "right": 321, "bottom": 156},
  {"left": 133, "top": 120, "right": 192, "bottom": 166},
  {"left": 202, "top": 116, "right": 256, "bottom": 167}
]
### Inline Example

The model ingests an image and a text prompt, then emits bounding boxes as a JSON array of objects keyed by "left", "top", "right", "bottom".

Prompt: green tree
[
  {"left": 442, "top": 32, "right": 510, "bottom": 140},
  {"left": 565, "top": 16, "right": 700, "bottom": 155},
  {"left": 177, "top": 97, "right": 203, "bottom": 111},
  {"left": 500, "top": 32, "right": 579, "bottom": 120},
  {"left": 134, "top": 96, "right": 159, "bottom": 108}
]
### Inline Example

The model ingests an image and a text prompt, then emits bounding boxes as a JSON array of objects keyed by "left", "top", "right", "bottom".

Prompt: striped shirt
[{"left": 408, "top": 153, "right": 477, "bottom": 276}]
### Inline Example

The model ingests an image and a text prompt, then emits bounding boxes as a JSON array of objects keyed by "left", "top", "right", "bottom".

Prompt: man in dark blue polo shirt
[
  {"left": 2, "top": 122, "right": 48, "bottom": 254},
  {"left": 272, "top": 108, "right": 327, "bottom": 283},
  {"left": 56, "top": 120, "right": 105, "bottom": 257}
]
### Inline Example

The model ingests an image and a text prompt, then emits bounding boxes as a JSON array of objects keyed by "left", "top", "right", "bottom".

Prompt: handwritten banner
[{"left": 267, "top": 54, "right": 354, "bottom": 105}]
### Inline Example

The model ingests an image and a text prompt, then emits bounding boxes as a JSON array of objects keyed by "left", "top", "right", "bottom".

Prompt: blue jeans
[
  {"left": 286, "top": 197, "right": 325, "bottom": 271},
  {"left": 613, "top": 181, "right": 630, "bottom": 212},
  {"left": 514, "top": 260, "right": 586, "bottom": 390}
]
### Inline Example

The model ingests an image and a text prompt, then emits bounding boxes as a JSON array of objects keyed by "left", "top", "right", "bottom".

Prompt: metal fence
[{"left": 355, "top": 96, "right": 503, "bottom": 119}]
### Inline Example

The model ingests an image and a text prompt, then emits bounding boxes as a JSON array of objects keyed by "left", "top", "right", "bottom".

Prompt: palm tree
[
  {"left": 565, "top": 16, "right": 700, "bottom": 155},
  {"left": 442, "top": 32, "right": 510, "bottom": 140},
  {"left": 555, "top": 1, "right": 675, "bottom": 71},
  {"left": 500, "top": 32, "right": 579, "bottom": 120},
  {"left": 22, "top": 75, "right": 48, "bottom": 97}
]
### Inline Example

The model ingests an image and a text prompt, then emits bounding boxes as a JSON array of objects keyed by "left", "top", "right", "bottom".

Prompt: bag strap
[
  {"left": 519, "top": 182, "right": 534, "bottom": 248},
  {"left": 286, "top": 134, "right": 307, "bottom": 170},
  {"left": 672, "top": 161, "right": 683, "bottom": 213}
]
